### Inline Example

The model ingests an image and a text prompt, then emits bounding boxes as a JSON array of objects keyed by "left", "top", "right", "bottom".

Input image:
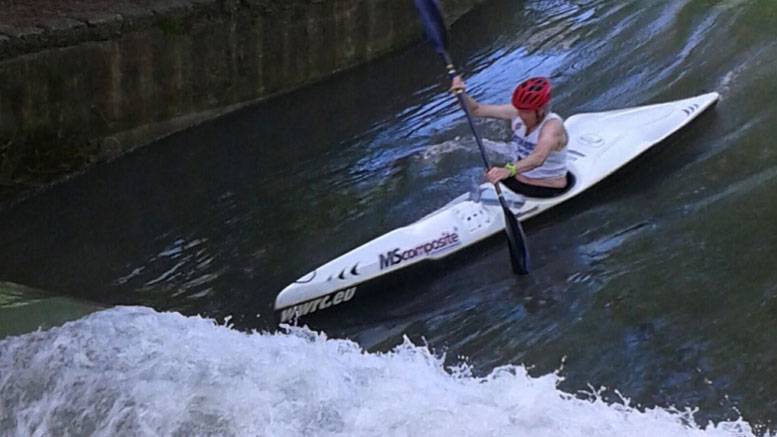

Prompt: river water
[{"left": 2, "top": 0, "right": 777, "bottom": 435}]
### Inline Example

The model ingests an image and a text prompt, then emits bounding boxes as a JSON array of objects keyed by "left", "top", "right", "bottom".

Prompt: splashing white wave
[
  {"left": 0, "top": 307, "right": 763, "bottom": 437},
  {"left": 418, "top": 137, "right": 518, "bottom": 164}
]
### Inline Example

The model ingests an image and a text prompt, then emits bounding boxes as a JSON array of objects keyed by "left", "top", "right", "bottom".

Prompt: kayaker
[{"left": 450, "top": 75, "right": 571, "bottom": 198}]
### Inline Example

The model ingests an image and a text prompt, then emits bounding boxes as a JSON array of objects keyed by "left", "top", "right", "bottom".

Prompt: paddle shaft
[
  {"left": 440, "top": 55, "right": 529, "bottom": 274},
  {"left": 440, "top": 57, "right": 508, "bottom": 197},
  {"left": 413, "top": 0, "right": 528, "bottom": 274}
]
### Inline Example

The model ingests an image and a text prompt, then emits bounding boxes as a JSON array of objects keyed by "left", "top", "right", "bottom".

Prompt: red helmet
[{"left": 511, "top": 77, "right": 551, "bottom": 110}]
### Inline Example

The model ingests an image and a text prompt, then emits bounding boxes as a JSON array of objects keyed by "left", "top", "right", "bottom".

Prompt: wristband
[{"left": 504, "top": 162, "right": 516, "bottom": 177}]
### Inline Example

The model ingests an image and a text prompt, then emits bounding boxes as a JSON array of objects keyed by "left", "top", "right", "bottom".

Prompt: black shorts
[{"left": 501, "top": 173, "right": 574, "bottom": 198}]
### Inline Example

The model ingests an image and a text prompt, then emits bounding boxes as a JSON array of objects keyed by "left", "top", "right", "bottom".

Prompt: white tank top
[{"left": 510, "top": 112, "right": 567, "bottom": 179}]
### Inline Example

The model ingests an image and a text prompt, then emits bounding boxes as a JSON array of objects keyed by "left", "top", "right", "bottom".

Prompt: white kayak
[{"left": 275, "top": 92, "right": 720, "bottom": 323}]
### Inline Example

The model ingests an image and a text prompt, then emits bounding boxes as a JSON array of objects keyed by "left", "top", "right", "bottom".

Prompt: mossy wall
[{"left": 0, "top": 0, "right": 486, "bottom": 196}]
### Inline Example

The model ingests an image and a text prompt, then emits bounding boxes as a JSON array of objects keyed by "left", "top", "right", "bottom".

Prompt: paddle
[{"left": 413, "top": 0, "right": 529, "bottom": 275}]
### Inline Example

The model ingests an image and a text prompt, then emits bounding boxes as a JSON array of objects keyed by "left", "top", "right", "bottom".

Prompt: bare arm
[{"left": 450, "top": 76, "right": 518, "bottom": 120}]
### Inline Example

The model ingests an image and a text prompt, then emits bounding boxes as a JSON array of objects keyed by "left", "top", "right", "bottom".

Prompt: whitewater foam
[{"left": 0, "top": 307, "right": 764, "bottom": 437}]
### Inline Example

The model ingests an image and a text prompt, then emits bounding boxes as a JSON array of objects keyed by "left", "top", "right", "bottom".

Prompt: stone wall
[{"left": 0, "top": 0, "right": 486, "bottom": 199}]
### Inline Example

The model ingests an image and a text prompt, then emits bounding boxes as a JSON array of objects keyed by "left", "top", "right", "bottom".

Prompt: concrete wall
[{"left": 0, "top": 0, "right": 486, "bottom": 197}]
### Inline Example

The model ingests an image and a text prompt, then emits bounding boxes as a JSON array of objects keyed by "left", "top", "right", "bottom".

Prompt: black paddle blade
[
  {"left": 499, "top": 197, "right": 530, "bottom": 275},
  {"left": 413, "top": 0, "right": 449, "bottom": 53}
]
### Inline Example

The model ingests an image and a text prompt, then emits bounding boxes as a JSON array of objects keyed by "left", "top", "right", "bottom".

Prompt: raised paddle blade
[
  {"left": 413, "top": 0, "right": 449, "bottom": 53},
  {"left": 499, "top": 196, "right": 530, "bottom": 275}
]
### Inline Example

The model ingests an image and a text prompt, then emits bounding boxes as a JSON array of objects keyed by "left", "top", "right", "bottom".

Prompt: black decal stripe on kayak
[
  {"left": 351, "top": 263, "right": 359, "bottom": 276},
  {"left": 339, "top": 269, "right": 346, "bottom": 280},
  {"left": 294, "top": 270, "right": 317, "bottom": 284},
  {"left": 682, "top": 104, "right": 700, "bottom": 116},
  {"left": 568, "top": 149, "right": 586, "bottom": 158},
  {"left": 517, "top": 206, "right": 539, "bottom": 218}
]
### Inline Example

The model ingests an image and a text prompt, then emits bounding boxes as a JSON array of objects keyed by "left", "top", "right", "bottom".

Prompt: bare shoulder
[
  {"left": 539, "top": 117, "right": 568, "bottom": 148},
  {"left": 542, "top": 117, "right": 565, "bottom": 132}
]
